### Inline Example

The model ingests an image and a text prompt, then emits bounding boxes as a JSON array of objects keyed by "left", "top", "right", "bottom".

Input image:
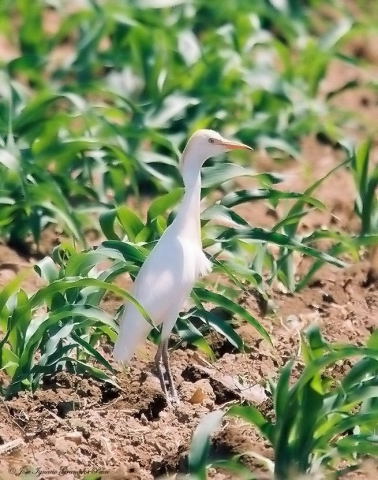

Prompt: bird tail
[{"left": 113, "top": 306, "right": 152, "bottom": 363}]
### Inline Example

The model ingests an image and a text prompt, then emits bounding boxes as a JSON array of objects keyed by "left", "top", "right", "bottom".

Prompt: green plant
[
  {"left": 349, "top": 140, "right": 378, "bottom": 237},
  {"left": 0, "top": 0, "right": 365, "bottom": 247},
  {"left": 0, "top": 127, "right": 87, "bottom": 247},
  {"left": 189, "top": 327, "right": 378, "bottom": 479},
  {"left": 211, "top": 157, "right": 378, "bottom": 293},
  {"left": 0, "top": 151, "right": 358, "bottom": 394},
  {"left": 98, "top": 162, "right": 353, "bottom": 356},
  {"left": 0, "top": 241, "right": 151, "bottom": 397}
]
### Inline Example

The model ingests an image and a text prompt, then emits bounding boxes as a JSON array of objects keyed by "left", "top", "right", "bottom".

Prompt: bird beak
[{"left": 215, "top": 138, "right": 253, "bottom": 151}]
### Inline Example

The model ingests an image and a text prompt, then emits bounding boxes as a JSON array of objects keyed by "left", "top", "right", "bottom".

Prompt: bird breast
[{"left": 195, "top": 249, "right": 212, "bottom": 277}]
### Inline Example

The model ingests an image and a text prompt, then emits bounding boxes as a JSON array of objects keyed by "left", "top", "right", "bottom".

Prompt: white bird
[{"left": 113, "top": 129, "right": 252, "bottom": 402}]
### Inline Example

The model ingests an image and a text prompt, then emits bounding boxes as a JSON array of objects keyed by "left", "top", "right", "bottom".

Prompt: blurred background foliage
[{"left": 0, "top": 0, "right": 376, "bottom": 246}]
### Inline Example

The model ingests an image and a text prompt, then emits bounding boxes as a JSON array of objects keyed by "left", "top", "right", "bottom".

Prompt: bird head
[{"left": 182, "top": 129, "right": 252, "bottom": 168}]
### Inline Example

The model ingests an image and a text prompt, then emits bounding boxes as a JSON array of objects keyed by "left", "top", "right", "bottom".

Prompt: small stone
[
  {"left": 55, "top": 437, "right": 73, "bottom": 453},
  {"left": 285, "top": 314, "right": 301, "bottom": 330},
  {"left": 189, "top": 387, "right": 206, "bottom": 404},
  {"left": 180, "top": 379, "right": 215, "bottom": 404},
  {"left": 64, "top": 431, "right": 84, "bottom": 445},
  {"left": 68, "top": 419, "right": 91, "bottom": 439}
]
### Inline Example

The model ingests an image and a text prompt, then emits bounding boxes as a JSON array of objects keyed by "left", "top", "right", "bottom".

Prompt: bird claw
[
  {"left": 167, "top": 383, "right": 180, "bottom": 406},
  {"left": 165, "top": 389, "right": 180, "bottom": 407}
]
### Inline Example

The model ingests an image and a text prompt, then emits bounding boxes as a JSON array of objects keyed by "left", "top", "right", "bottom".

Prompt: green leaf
[
  {"left": 201, "top": 204, "right": 249, "bottom": 226},
  {"left": 193, "top": 287, "right": 271, "bottom": 344},
  {"left": 70, "top": 359, "right": 119, "bottom": 388},
  {"left": 117, "top": 205, "right": 145, "bottom": 241},
  {"left": 274, "top": 361, "right": 293, "bottom": 420},
  {"left": 314, "top": 413, "right": 378, "bottom": 448},
  {"left": 100, "top": 209, "right": 120, "bottom": 241},
  {"left": 228, "top": 405, "right": 274, "bottom": 443},
  {"left": 145, "top": 93, "right": 199, "bottom": 128},
  {"left": 101, "top": 240, "right": 148, "bottom": 264},
  {"left": 221, "top": 189, "right": 324, "bottom": 209},
  {"left": 39, "top": 320, "right": 75, "bottom": 366},
  {"left": 34, "top": 257, "right": 59, "bottom": 283},
  {"left": 305, "top": 325, "right": 330, "bottom": 360},
  {"left": 220, "top": 228, "right": 346, "bottom": 268},
  {"left": 71, "top": 333, "right": 115, "bottom": 373},
  {"left": 147, "top": 188, "right": 183, "bottom": 221},
  {"left": 1, "top": 347, "right": 19, "bottom": 377},
  {"left": 336, "top": 435, "right": 378, "bottom": 456},
  {"left": 283, "top": 158, "right": 350, "bottom": 239},
  {"left": 29, "top": 277, "right": 153, "bottom": 326},
  {"left": 293, "top": 347, "right": 378, "bottom": 394},
  {"left": 195, "top": 309, "right": 244, "bottom": 351},
  {"left": 202, "top": 163, "right": 279, "bottom": 189},
  {"left": 188, "top": 410, "right": 225, "bottom": 478},
  {"left": 65, "top": 251, "right": 110, "bottom": 277},
  {"left": 0, "top": 273, "right": 25, "bottom": 315},
  {"left": 319, "top": 18, "right": 353, "bottom": 50},
  {"left": 342, "top": 357, "right": 378, "bottom": 390},
  {"left": 0, "top": 149, "right": 19, "bottom": 170}
]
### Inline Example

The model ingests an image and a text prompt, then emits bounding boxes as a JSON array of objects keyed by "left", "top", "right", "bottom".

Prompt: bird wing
[
  {"left": 133, "top": 235, "right": 189, "bottom": 317},
  {"left": 114, "top": 234, "right": 196, "bottom": 362}
]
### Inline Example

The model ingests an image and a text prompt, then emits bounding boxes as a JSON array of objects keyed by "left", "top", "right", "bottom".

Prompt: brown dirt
[
  {"left": 1, "top": 150, "right": 377, "bottom": 480},
  {"left": 0, "top": 256, "right": 377, "bottom": 479}
]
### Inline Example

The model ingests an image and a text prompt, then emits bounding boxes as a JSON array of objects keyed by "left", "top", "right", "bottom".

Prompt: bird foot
[
  {"left": 167, "top": 383, "right": 180, "bottom": 406},
  {"left": 166, "top": 391, "right": 180, "bottom": 407}
]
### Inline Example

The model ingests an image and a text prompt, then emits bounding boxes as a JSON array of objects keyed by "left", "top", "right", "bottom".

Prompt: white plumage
[{"left": 113, "top": 129, "right": 251, "bottom": 401}]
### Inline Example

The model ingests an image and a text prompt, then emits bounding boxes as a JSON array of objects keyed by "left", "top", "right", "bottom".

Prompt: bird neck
[{"left": 175, "top": 163, "right": 202, "bottom": 241}]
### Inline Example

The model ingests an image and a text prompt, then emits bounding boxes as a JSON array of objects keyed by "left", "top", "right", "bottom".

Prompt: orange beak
[{"left": 215, "top": 138, "right": 253, "bottom": 151}]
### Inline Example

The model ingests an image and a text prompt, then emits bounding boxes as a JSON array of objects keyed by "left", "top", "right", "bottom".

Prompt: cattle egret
[{"left": 113, "top": 129, "right": 252, "bottom": 402}]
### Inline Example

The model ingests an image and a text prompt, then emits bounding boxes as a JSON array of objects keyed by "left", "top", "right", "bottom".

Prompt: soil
[
  {"left": 1, "top": 22, "right": 378, "bottom": 480},
  {"left": 0, "top": 250, "right": 377, "bottom": 480}
]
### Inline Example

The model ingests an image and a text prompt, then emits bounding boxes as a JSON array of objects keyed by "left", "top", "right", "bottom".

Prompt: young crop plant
[
  {"left": 349, "top": 140, "right": 378, "bottom": 237},
  {"left": 0, "top": 153, "right": 357, "bottom": 395},
  {"left": 348, "top": 140, "right": 378, "bottom": 282},
  {"left": 0, "top": 242, "right": 152, "bottom": 397},
  {"left": 0, "top": 130, "right": 85, "bottom": 249},
  {"left": 189, "top": 327, "right": 378, "bottom": 480},
  {"left": 99, "top": 160, "right": 353, "bottom": 358},
  {"left": 214, "top": 156, "right": 378, "bottom": 293},
  {"left": 207, "top": 168, "right": 347, "bottom": 294},
  {"left": 0, "top": 0, "right": 368, "bottom": 253}
]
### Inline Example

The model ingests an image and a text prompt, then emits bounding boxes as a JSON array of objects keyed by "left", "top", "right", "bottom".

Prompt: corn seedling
[
  {"left": 349, "top": 140, "right": 378, "bottom": 236},
  {"left": 0, "top": 241, "right": 152, "bottom": 397},
  {"left": 0, "top": 0, "right": 363, "bottom": 249},
  {"left": 98, "top": 161, "right": 353, "bottom": 357},
  {"left": 189, "top": 327, "right": 378, "bottom": 479},
  {"left": 215, "top": 158, "right": 378, "bottom": 293}
]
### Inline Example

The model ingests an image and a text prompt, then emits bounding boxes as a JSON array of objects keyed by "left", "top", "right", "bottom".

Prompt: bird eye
[{"left": 208, "top": 138, "right": 215, "bottom": 144}]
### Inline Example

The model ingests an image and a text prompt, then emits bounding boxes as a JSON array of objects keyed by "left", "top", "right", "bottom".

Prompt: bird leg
[
  {"left": 162, "top": 340, "right": 179, "bottom": 403},
  {"left": 154, "top": 339, "right": 179, "bottom": 404},
  {"left": 154, "top": 340, "right": 169, "bottom": 399}
]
